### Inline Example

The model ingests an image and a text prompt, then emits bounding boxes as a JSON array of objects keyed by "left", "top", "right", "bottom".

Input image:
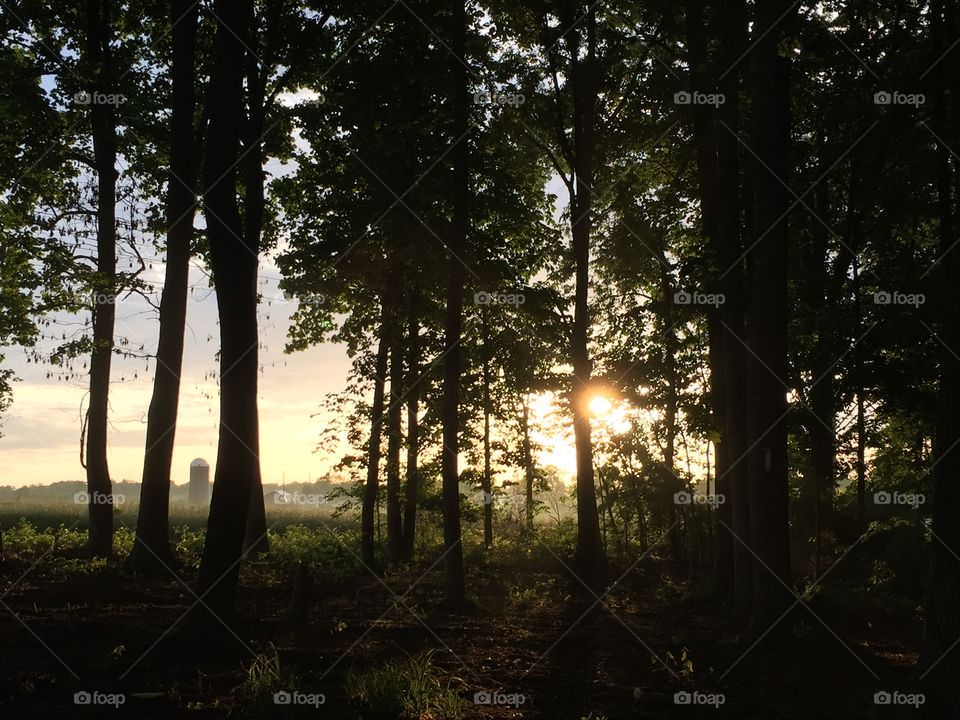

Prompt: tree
[
  {"left": 195, "top": 0, "right": 257, "bottom": 621},
  {"left": 562, "top": 4, "right": 608, "bottom": 590},
  {"left": 744, "top": 0, "right": 794, "bottom": 639},
  {"left": 130, "top": 0, "right": 200, "bottom": 573},
  {"left": 918, "top": 0, "right": 960, "bottom": 712},
  {"left": 400, "top": 295, "right": 422, "bottom": 561},
  {"left": 361, "top": 303, "right": 390, "bottom": 567},
  {"left": 683, "top": 0, "right": 752, "bottom": 619},
  {"left": 82, "top": 0, "right": 119, "bottom": 558},
  {"left": 386, "top": 339, "right": 405, "bottom": 563},
  {"left": 440, "top": 0, "right": 468, "bottom": 607}
]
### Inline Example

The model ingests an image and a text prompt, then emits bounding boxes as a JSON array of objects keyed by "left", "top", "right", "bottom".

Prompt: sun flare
[{"left": 588, "top": 394, "right": 613, "bottom": 417}]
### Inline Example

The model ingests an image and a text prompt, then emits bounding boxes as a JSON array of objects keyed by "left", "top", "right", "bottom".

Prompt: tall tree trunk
[
  {"left": 855, "top": 389, "right": 866, "bottom": 526},
  {"left": 481, "top": 309, "right": 493, "bottom": 549},
  {"left": 569, "top": 8, "right": 608, "bottom": 590},
  {"left": 195, "top": 0, "right": 257, "bottom": 621},
  {"left": 386, "top": 342, "right": 404, "bottom": 564},
  {"left": 717, "top": 0, "right": 754, "bottom": 627},
  {"left": 440, "top": 0, "right": 468, "bottom": 606},
  {"left": 919, "top": 1, "right": 960, "bottom": 712},
  {"left": 807, "top": 148, "right": 835, "bottom": 579},
  {"left": 241, "top": 15, "right": 269, "bottom": 555},
  {"left": 400, "top": 302, "right": 420, "bottom": 562},
  {"left": 84, "top": 0, "right": 117, "bottom": 559},
  {"left": 523, "top": 392, "right": 535, "bottom": 529},
  {"left": 361, "top": 304, "right": 390, "bottom": 567},
  {"left": 658, "top": 252, "right": 684, "bottom": 562},
  {"left": 853, "top": 258, "right": 867, "bottom": 529},
  {"left": 745, "top": 0, "right": 794, "bottom": 640},
  {"left": 686, "top": 0, "right": 747, "bottom": 607},
  {"left": 131, "top": 0, "right": 199, "bottom": 573}
]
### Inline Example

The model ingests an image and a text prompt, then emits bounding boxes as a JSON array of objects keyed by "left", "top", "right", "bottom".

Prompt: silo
[{"left": 189, "top": 458, "right": 210, "bottom": 505}]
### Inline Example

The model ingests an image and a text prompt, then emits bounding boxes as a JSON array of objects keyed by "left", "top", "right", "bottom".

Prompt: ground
[{"left": 0, "top": 512, "right": 923, "bottom": 719}]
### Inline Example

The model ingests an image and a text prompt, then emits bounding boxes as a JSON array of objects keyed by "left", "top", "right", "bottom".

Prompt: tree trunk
[
  {"left": 440, "top": 0, "right": 468, "bottom": 607},
  {"left": 84, "top": 0, "right": 117, "bottom": 559},
  {"left": 361, "top": 305, "right": 390, "bottom": 568},
  {"left": 807, "top": 148, "right": 835, "bottom": 579},
  {"left": 400, "top": 303, "right": 420, "bottom": 562},
  {"left": 481, "top": 309, "right": 493, "bottom": 549},
  {"left": 523, "top": 392, "right": 535, "bottom": 529},
  {"left": 658, "top": 252, "right": 684, "bottom": 562},
  {"left": 386, "top": 341, "right": 404, "bottom": 564},
  {"left": 195, "top": 0, "right": 257, "bottom": 622},
  {"left": 745, "top": 0, "right": 794, "bottom": 640},
  {"left": 853, "top": 258, "right": 867, "bottom": 530},
  {"left": 131, "top": 0, "right": 199, "bottom": 573},
  {"left": 569, "top": 8, "right": 608, "bottom": 591},
  {"left": 686, "top": 0, "right": 747, "bottom": 608},
  {"left": 855, "top": 389, "right": 866, "bottom": 526},
  {"left": 241, "top": 18, "right": 269, "bottom": 556},
  {"left": 918, "top": 1, "right": 960, "bottom": 711}
]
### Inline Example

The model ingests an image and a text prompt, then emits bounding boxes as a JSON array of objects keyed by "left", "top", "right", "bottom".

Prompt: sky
[
  {"left": 0, "top": 87, "right": 592, "bottom": 491},
  {"left": 1, "top": 256, "right": 356, "bottom": 489},
  {"left": 0, "top": 255, "right": 591, "bottom": 490}
]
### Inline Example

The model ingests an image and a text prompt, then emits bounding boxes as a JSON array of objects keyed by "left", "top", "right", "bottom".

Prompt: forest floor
[{"left": 0, "top": 517, "right": 923, "bottom": 719}]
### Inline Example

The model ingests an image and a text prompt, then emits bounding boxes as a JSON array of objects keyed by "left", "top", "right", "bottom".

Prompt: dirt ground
[{"left": 0, "top": 547, "right": 921, "bottom": 719}]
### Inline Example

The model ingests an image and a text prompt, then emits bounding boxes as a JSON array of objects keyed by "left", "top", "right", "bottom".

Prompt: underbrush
[{"left": 345, "top": 650, "right": 466, "bottom": 719}]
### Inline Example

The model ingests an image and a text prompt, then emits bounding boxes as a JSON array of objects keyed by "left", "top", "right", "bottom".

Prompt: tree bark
[
  {"left": 481, "top": 308, "right": 493, "bottom": 549},
  {"left": 440, "top": 0, "right": 468, "bottom": 606},
  {"left": 745, "top": 0, "right": 794, "bottom": 640},
  {"left": 131, "top": 0, "right": 199, "bottom": 573},
  {"left": 919, "top": 1, "right": 960, "bottom": 711},
  {"left": 195, "top": 0, "right": 257, "bottom": 621},
  {"left": 714, "top": 0, "right": 754, "bottom": 627},
  {"left": 240, "top": 10, "right": 269, "bottom": 556},
  {"left": 361, "top": 304, "right": 390, "bottom": 567},
  {"left": 386, "top": 341, "right": 404, "bottom": 564},
  {"left": 523, "top": 392, "right": 535, "bottom": 529},
  {"left": 658, "top": 252, "right": 684, "bottom": 562},
  {"left": 84, "top": 0, "right": 117, "bottom": 559},
  {"left": 400, "top": 302, "right": 420, "bottom": 562},
  {"left": 569, "top": 7, "right": 608, "bottom": 591}
]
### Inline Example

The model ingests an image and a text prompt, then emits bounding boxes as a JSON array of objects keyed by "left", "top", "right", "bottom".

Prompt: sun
[{"left": 588, "top": 394, "right": 613, "bottom": 417}]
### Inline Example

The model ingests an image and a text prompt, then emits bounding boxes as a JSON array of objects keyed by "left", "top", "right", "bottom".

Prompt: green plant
[
  {"left": 236, "top": 644, "right": 298, "bottom": 716},
  {"left": 653, "top": 646, "right": 694, "bottom": 682},
  {"left": 345, "top": 650, "right": 466, "bottom": 719}
]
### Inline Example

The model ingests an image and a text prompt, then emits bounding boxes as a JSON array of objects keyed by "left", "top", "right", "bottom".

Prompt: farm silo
[{"left": 189, "top": 458, "right": 210, "bottom": 505}]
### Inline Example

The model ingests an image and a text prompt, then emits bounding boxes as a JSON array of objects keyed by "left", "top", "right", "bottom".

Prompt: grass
[{"left": 344, "top": 650, "right": 467, "bottom": 719}]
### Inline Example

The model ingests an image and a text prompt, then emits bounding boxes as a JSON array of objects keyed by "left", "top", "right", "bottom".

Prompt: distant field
[{"left": 0, "top": 500, "right": 352, "bottom": 533}]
